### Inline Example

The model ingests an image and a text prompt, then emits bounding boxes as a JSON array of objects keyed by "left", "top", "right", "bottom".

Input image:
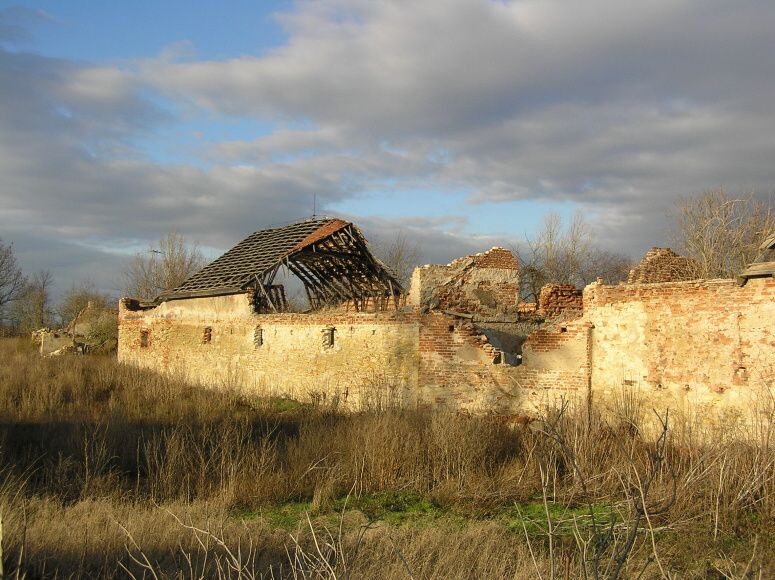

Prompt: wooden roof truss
[{"left": 158, "top": 219, "right": 403, "bottom": 312}]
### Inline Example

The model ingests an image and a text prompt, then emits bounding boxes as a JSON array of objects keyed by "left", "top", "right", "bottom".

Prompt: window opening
[
  {"left": 322, "top": 327, "right": 336, "bottom": 349},
  {"left": 140, "top": 329, "right": 150, "bottom": 348},
  {"left": 253, "top": 326, "right": 264, "bottom": 348},
  {"left": 202, "top": 327, "right": 212, "bottom": 344}
]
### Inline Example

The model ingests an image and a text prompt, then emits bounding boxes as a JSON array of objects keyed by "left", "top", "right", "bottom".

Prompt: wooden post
[{"left": 254, "top": 275, "right": 278, "bottom": 312}]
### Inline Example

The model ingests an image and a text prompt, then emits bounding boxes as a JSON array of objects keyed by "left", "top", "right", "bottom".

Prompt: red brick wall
[
  {"left": 470, "top": 247, "right": 519, "bottom": 269},
  {"left": 523, "top": 320, "right": 587, "bottom": 353},
  {"left": 538, "top": 284, "right": 583, "bottom": 319},
  {"left": 627, "top": 247, "right": 700, "bottom": 284},
  {"left": 416, "top": 311, "right": 589, "bottom": 413}
]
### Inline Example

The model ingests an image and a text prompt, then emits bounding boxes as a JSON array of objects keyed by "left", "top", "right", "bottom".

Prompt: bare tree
[
  {"left": 11, "top": 270, "right": 54, "bottom": 332},
  {"left": 671, "top": 189, "right": 775, "bottom": 279},
  {"left": 57, "top": 281, "right": 118, "bottom": 351},
  {"left": 373, "top": 231, "right": 422, "bottom": 289},
  {"left": 0, "top": 238, "right": 27, "bottom": 322},
  {"left": 122, "top": 232, "right": 207, "bottom": 300},
  {"left": 580, "top": 249, "right": 634, "bottom": 287},
  {"left": 57, "top": 281, "right": 112, "bottom": 327},
  {"left": 519, "top": 212, "right": 632, "bottom": 302}
]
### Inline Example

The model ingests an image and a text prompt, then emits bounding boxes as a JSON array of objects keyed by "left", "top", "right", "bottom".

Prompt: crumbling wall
[
  {"left": 627, "top": 247, "right": 701, "bottom": 284},
  {"left": 116, "top": 243, "right": 775, "bottom": 424},
  {"left": 510, "top": 317, "right": 590, "bottom": 401},
  {"left": 117, "top": 289, "right": 591, "bottom": 416},
  {"left": 35, "top": 330, "right": 76, "bottom": 356},
  {"left": 118, "top": 294, "right": 420, "bottom": 409},
  {"left": 585, "top": 276, "right": 775, "bottom": 419},
  {"left": 415, "top": 311, "right": 589, "bottom": 414},
  {"left": 407, "top": 247, "right": 527, "bottom": 385},
  {"left": 538, "top": 284, "right": 583, "bottom": 319},
  {"left": 408, "top": 247, "right": 519, "bottom": 316}
]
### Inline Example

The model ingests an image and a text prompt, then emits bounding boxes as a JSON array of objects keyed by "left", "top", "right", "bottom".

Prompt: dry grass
[{"left": 0, "top": 337, "right": 773, "bottom": 578}]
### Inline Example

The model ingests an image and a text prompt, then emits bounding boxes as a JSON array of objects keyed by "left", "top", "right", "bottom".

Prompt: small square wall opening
[
  {"left": 202, "top": 327, "right": 212, "bottom": 344},
  {"left": 322, "top": 327, "right": 336, "bottom": 349}
]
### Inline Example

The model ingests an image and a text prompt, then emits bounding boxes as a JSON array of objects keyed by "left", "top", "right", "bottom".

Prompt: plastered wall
[
  {"left": 117, "top": 263, "right": 775, "bottom": 423},
  {"left": 584, "top": 276, "right": 775, "bottom": 419},
  {"left": 118, "top": 295, "right": 420, "bottom": 409},
  {"left": 118, "top": 292, "right": 588, "bottom": 415},
  {"left": 408, "top": 247, "right": 519, "bottom": 316}
]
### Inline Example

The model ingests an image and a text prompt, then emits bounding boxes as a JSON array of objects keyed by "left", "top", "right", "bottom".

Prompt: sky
[{"left": 2, "top": 0, "right": 775, "bottom": 298}]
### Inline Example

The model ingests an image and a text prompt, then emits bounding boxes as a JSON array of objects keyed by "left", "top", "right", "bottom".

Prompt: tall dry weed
[{"left": 0, "top": 338, "right": 774, "bottom": 577}]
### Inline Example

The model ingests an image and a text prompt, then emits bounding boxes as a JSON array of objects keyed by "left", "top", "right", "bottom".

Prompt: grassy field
[{"left": 0, "top": 337, "right": 772, "bottom": 578}]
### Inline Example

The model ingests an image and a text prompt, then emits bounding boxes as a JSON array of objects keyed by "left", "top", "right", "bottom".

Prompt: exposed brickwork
[
  {"left": 117, "top": 246, "right": 775, "bottom": 424},
  {"left": 538, "top": 284, "right": 583, "bottom": 319},
  {"left": 462, "top": 247, "right": 519, "bottom": 269},
  {"left": 627, "top": 247, "right": 701, "bottom": 284},
  {"left": 415, "top": 311, "right": 588, "bottom": 413},
  {"left": 408, "top": 247, "right": 520, "bottom": 317},
  {"left": 523, "top": 320, "right": 587, "bottom": 353},
  {"left": 584, "top": 276, "right": 775, "bottom": 416}
]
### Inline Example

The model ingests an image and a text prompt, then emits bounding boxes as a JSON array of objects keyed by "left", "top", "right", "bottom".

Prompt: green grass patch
[
  {"left": 332, "top": 491, "right": 444, "bottom": 525},
  {"left": 267, "top": 396, "right": 310, "bottom": 414},
  {"left": 236, "top": 493, "right": 617, "bottom": 537},
  {"left": 500, "top": 502, "right": 617, "bottom": 536},
  {"left": 236, "top": 501, "right": 314, "bottom": 530}
]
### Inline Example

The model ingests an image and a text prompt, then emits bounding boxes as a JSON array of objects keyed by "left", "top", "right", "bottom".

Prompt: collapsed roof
[
  {"left": 738, "top": 233, "right": 775, "bottom": 285},
  {"left": 158, "top": 218, "right": 403, "bottom": 311}
]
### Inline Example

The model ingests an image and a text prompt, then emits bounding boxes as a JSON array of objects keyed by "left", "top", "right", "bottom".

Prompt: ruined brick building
[{"left": 118, "top": 218, "right": 775, "bottom": 421}]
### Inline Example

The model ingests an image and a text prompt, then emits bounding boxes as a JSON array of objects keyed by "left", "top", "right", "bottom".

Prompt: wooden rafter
[{"left": 157, "top": 216, "right": 404, "bottom": 311}]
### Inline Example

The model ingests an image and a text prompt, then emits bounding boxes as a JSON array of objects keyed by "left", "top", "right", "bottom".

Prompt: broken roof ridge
[
  {"left": 151, "top": 215, "right": 403, "bottom": 308},
  {"left": 245, "top": 214, "right": 339, "bottom": 233},
  {"left": 158, "top": 216, "right": 349, "bottom": 301},
  {"left": 416, "top": 246, "right": 517, "bottom": 270}
]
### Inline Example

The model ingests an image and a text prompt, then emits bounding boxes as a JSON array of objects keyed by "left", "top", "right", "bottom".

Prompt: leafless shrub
[
  {"left": 611, "top": 384, "right": 646, "bottom": 437},
  {"left": 0, "top": 239, "right": 26, "bottom": 334},
  {"left": 671, "top": 189, "right": 775, "bottom": 279},
  {"left": 518, "top": 212, "right": 632, "bottom": 302},
  {"left": 122, "top": 232, "right": 207, "bottom": 300},
  {"left": 372, "top": 230, "right": 422, "bottom": 289},
  {"left": 9, "top": 270, "right": 54, "bottom": 333}
]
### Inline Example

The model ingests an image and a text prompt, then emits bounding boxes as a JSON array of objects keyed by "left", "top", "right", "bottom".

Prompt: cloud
[
  {"left": 139, "top": 0, "right": 775, "bottom": 239},
  {"left": 7, "top": 231, "right": 130, "bottom": 299},
  {"left": 356, "top": 215, "right": 510, "bottom": 268},
  {"left": 2, "top": 0, "right": 775, "bottom": 299},
  {"left": 0, "top": 6, "right": 55, "bottom": 45}
]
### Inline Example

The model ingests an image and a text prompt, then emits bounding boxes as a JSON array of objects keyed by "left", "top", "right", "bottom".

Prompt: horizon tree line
[{"left": 0, "top": 189, "right": 772, "bottom": 335}]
